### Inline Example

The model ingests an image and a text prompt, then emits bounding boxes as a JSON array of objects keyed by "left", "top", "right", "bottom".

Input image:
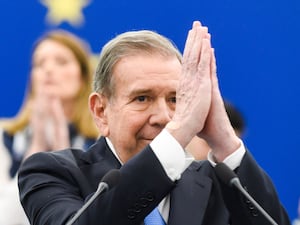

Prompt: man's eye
[
  {"left": 135, "top": 96, "right": 147, "bottom": 102},
  {"left": 170, "top": 97, "right": 176, "bottom": 103}
]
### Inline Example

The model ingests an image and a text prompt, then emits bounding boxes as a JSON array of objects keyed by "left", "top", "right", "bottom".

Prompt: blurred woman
[{"left": 0, "top": 30, "right": 99, "bottom": 224}]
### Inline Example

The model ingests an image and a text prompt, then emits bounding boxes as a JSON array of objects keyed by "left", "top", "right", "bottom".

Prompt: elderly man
[{"left": 18, "top": 21, "right": 290, "bottom": 225}]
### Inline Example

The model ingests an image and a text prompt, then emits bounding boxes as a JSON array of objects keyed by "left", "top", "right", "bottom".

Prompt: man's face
[{"left": 103, "top": 54, "right": 181, "bottom": 162}]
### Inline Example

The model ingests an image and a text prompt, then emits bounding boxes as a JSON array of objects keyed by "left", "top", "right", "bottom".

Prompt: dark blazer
[{"left": 18, "top": 137, "right": 290, "bottom": 225}]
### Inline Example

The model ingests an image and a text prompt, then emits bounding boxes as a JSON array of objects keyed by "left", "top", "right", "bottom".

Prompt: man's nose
[{"left": 149, "top": 100, "right": 172, "bottom": 127}]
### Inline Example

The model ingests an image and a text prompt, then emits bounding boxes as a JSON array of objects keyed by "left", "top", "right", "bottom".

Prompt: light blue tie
[{"left": 144, "top": 207, "right": 166, "bottom": 225}]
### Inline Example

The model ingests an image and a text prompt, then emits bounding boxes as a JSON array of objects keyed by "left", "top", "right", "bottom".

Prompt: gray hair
[{"left": 93, "top": 30, "right": 182, "bottom": 98}]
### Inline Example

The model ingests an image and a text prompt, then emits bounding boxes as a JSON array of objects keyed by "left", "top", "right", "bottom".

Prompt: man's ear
[{"left": 89, "top": 92, "right": 109, "bottom": 136}]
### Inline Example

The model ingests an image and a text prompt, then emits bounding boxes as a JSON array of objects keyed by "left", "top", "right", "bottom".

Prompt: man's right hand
[{"left": 166, "top": 21, "right": 213, "bottom": 148}]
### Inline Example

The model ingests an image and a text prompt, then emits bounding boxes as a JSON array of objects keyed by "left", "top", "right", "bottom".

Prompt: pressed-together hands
[
  {"left": 166, "top": 21, "right": 240, "bottom": 162},
  {"left": 25, "top": 90, "right": 70, "bottom": 159}
]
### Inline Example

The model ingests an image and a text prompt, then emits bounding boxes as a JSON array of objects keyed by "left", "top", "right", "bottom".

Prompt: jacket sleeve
[
  {"left": 18, "top": 147, "right": 175, "bottom": 225},
  {"left": 217, "top": 150, "right": 291, "bottom": 225}
]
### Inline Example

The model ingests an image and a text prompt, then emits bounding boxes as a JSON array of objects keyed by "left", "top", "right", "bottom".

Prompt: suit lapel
[
  {"left": 75, "top": 137, "right": 122, "bottom": 195},
  {"left": 168, "top": 162, "right": 212, "bottom": 225}
]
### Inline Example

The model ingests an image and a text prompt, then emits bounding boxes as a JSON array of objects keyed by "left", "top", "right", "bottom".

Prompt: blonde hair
[
  {"left": 1, "top": 30, "right": 99, "bottom": 139},
  {"left": 94, "top": 30, "right": 182, "bottom": 98}
]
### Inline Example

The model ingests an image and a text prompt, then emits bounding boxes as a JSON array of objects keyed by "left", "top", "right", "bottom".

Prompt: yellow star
[{"left": 40, "top": 0, "right": 91, "bottom": 26}]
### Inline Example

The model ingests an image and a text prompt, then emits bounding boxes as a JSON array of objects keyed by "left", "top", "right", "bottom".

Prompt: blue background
[{"left": 0, "top": 0, "right": 299, "bottom": 220}]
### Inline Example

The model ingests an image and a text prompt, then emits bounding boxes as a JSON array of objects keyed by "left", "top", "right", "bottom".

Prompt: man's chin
[{"left": 138, "top": 139, "right": 152, "bottom": 149}]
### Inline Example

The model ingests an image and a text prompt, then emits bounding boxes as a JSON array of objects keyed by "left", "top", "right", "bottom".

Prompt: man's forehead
[{"left": 112, "top": 57, "right": 180, "bottom": 81}]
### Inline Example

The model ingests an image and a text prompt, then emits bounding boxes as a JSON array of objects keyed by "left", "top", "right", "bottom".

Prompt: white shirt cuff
[
  {"left": 207, "top": 139, "right": 246, "bottom": 170},
  {"left": 150, "top": 129, "right": 193, "bottom": 181}
]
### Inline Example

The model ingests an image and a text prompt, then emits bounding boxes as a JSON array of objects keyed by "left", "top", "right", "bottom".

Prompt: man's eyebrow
[
  {"left": 129, "top": 89, "right": 176, "bottom": 96},
  {"left": 128, "top": 89, "right": 154, "bottom": 96}
]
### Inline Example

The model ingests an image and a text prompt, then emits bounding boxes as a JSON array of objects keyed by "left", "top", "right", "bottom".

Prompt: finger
[
  {"left": 210, "top": 48, "right": 220, "bottom": 90},
  {"left": 193, "top": 20, "right": 202, "bottom": 28},
  {"left": 182, "top": 25, "right": 198, "bottom": 60},
  {"left": 183, "top": 30, "right": 210, "bottom": 77},
  {"left": 210, "top": 48, "right": 217, "bottom": 79},
  {"left": 182, "top": 21, "right": 206, "bottom": 61},
  {"left": 50, "top": 98, "right": 66, "bottom": 125},
  {"left": 197, "top": 37, "right": 212, "bottom": 77}
]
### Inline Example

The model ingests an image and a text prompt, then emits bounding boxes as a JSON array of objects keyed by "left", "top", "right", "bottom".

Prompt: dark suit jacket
[{"left": 18, "top": 137, "right": 290, "bottom": 225}]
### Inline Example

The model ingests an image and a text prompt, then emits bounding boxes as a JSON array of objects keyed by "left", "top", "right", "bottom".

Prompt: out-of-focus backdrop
[{"left": 0, "top": 0, "right": 299, "bottom": 220}]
